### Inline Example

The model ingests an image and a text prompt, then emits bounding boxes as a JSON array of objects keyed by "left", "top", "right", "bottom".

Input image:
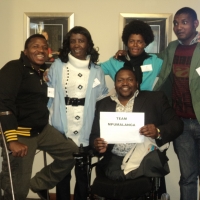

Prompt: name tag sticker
[
  {"left": 93, "top": 78, "right": 100, "bottom": 88},
  {"left": 47, "top": 87, "right": 55, "bottom": 98},
  {"left": 196, "top": 67, "right": 200, "bottom": 76},
  {"left": 141, "top": 64, "right": 153, "bottom": 72}
]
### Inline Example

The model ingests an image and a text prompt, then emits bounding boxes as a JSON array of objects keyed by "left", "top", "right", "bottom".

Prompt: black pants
[
  {"left": 56, "top": 173, "right": 71, "bottom": 200},
  {"left": 56, "top": 146, "right": 90, "bottom": 200}
]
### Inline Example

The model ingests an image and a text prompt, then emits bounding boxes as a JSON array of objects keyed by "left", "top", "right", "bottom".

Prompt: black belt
[{"left": 65, "top": 97, "right": 85, "bottom": 106}]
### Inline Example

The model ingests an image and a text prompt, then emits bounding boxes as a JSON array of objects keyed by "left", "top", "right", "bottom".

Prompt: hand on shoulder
[{"left": 114, "top": 50, "right": 127, "bottom": 59}]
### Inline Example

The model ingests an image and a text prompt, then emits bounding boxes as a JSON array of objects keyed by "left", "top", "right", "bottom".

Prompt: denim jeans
[{"left": 173, "top": 118, "right": 200, "bottom": 200}]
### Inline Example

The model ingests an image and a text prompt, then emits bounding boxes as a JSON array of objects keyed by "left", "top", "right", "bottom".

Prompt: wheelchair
[{"left": 73, "top": 144, "right": 170, "bottom": 200}]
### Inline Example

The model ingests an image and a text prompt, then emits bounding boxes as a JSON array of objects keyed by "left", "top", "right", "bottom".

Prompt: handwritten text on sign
[{"left": 100, "top": 112, "right": 144, "bottom": 143}]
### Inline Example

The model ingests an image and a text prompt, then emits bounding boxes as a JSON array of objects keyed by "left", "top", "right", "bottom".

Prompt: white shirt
[{"left": 62, "top": 53, "right": 90, "bottom": 146}]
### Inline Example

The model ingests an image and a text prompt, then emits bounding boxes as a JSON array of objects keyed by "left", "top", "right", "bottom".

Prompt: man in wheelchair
[{"left": 89, "top": 66, "right": 183, "bottom": 199}]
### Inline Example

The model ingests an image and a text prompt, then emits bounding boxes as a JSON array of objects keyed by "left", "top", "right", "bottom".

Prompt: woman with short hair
[{"left": 101, "top": 20, "right": 163, "bottom": 91}]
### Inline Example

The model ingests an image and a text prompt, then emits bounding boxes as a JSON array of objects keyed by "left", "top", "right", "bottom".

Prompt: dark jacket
[
  {"left": 154, "top": 41, "right": 200, "bottom": 122},
  {"left": 0, "top": 52, "right": 49, "bottom": 141},
  {"left": 90, "top": 91, "right": 183, "bottom": 147},
  {"left": 89, "top": 91, "right": 183, "bottom": 179}
]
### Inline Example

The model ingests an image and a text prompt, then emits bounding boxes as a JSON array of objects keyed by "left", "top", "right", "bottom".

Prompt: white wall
[{"left": 0, "top": 0, "right": 200, "bottom": 199}]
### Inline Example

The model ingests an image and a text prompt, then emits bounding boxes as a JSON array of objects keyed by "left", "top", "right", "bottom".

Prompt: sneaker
[{"left": 36, "top": 189, "right": 49, "bottom": 200}]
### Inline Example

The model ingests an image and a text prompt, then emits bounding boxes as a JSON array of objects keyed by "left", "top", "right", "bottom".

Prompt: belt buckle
[
  {"left": 71, "top": 98, "right": 78, "bottom": 106},
  {"left": 67, "top": 97, "right": 70, "bottom": 105}
]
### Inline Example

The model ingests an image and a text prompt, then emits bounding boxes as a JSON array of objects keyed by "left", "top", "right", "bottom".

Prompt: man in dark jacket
[
  {"left": 90, "top": 67, "right": 183, "bottom": 181},
  {"left": 0, "top": 34, "right": 78, "bottom": 200}
]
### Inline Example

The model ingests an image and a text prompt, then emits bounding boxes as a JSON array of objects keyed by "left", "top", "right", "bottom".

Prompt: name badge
[
  {"left": 47, "top": 87, "right": 55, "bottom": 98},
  {"left": 141, "top": 64, "right": 153, "bottom": 72},
  {"left": 196, "top": 67, "right": 200, "bottom": 76},
  {"left": 93, "top": 78, "right": 100, "bottom": 88}
]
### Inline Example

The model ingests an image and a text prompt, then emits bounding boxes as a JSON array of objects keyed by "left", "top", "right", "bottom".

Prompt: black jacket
[
  {"left": 90, "top": 91, "right": 183, "bottom": 148},
  {"left": 89, "top": 91, "right": 183, "bottom": 177},
  {"left": 0, "top": 52, "right": 49, "bottom": 141}
]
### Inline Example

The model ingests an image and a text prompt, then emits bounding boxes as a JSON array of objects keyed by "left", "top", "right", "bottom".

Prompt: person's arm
[
  {"left": 0, "top": 61, "right": 28, "bottom": 157},
  {"left": 157, "top": 49, "right": 166, "bottom": 60},
  {"left": 46, "top": 61, "right": 56, "bottom": 87},
  {"left": 157, "top": 41, "right": 173, "bottom": 60},
  {"left": 0, "top": 61, "right": 22, "bottom": 141},
  {"left": 139, "top": 124, "right": 160, "bottom": 139},
  {"left": 93, "top": 138, "right": 108, "bottom": 154},
  {"left": 89, "top": 101, "right": 114, "bottom": 154},
  {"left": 8, "top": 141, "right": 28, "bottom": 157},
  {"left": 43, "top": 58, "right": 59, "bottom": 83},
  {"left": 89, "top": 104, "right": 108, "bottom": 153},
  {"left": 96, "top": 67, "right": 108, "bottom": 101},
  {"left": 139, "top": 92, "right": 183, "bottom": 146},
  {"left": 89, "top": 101, "right": 101, "bottom": 148},
  {"left": 43, "top": 68, "right": 49, "bottom": 82},
  {"left": 100, "top": 57, "right": 124, "bottom": 81},
  {"left": 114, "top": 50, "right": 127, "bottom": 59},
  {"left": 155, "top": 92, "right": 183, "bottom": 145}
]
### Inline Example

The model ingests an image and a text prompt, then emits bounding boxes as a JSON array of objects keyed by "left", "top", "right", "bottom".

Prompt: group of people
[{"left": 0, "top": 6, "right": 199, "bottom": 200}]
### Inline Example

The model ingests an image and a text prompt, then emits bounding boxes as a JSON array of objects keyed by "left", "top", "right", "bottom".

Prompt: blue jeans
[{"left": 173, "top": 118, "right": 200, "bottom": 200}]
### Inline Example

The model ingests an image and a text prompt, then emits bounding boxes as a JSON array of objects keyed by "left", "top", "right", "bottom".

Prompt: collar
[
  {"left": 68, "top": 53, "right": 91, "bottom": 69},
  {"left": 110, "top": 90, "right": 139, "bottom": 103},
  {"left": 178, "top": 31, "right": 198, "bottom": 45},
  {"left": 125, "top": 51, "right": 150, "bottom": 61}
]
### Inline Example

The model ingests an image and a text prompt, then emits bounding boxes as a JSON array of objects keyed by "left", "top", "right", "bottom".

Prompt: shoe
[{"left": 36, "top": 189, "right": 50, "bottom": 200}]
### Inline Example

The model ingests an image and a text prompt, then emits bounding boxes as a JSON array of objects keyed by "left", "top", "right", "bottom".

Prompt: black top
[
  {"left": 0, "top": 52, "right": 49, "bottom": 138},
  {"left": 118, "top": 51, "right": 150, "bottom": 88},
  {"left": 89, "top": 91, "right": 183, "bottom": 151}
]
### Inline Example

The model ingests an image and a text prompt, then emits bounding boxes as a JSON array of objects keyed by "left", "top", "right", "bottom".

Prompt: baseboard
[
  {"left": 26, "top": 193, "right": 74, "bottom": 200},
  {"left": 49, "top": 193, "right": 74, "bottom": 200}
]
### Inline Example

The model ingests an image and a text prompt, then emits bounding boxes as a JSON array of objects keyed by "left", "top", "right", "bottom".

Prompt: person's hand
[
  {"left": 8, "top": 141, "right": 28, "bottom": 157},
  {"left": 93, "top": 138, "right": 108, "bottom": 153},
  {"left": 114, "top": 50, "right": 127, "bottom": 59},
  {"left": 52, "top": 51, "right": 60, "bottom": 55},
  {"left": 139, "top": 124, "right": 159, "bottom": 139},
  {"left": 48, "top": 53, "right": 53, "bottom": 58},
  {"left": 43, "top": 69, "right": 49, "bottom": 82}
]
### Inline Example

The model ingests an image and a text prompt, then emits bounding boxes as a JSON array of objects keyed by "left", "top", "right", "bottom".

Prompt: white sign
[{"left": 100, "top": 112, "right": 144, "bottom": 143}]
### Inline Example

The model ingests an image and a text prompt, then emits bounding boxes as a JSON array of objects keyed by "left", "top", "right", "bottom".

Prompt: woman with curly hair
[
  {"left": 47, "top": 26, "right": 108, "bottom": 200},
  {"left": 101, "top": 20, "right": 163, "bottom": 90}
]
